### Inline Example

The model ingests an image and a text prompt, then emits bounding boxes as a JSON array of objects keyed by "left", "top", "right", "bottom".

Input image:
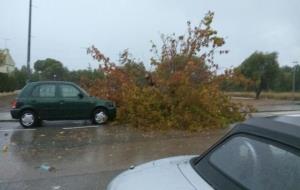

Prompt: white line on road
[
  {"left": 0, "top": 128, "right": 36, "bottom": 132},
  {"left": 63, "top": 126, "right": 99, "bottom": 130}
]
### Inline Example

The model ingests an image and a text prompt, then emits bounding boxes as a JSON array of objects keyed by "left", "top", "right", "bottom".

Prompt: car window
[
  {"left": 78, "top": 86, "right": 89, "bottom": 96},
  {"left": 209, "top": 136, "right": 300, "bottom": 190},
  {"left": 60, "top": 84, "right": 80, "bottom": 98},
  {"left": 31, "top": 84, "right": 56, "bottom": 98}
]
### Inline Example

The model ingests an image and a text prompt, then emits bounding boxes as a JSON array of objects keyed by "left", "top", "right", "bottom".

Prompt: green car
[{"left": 10, "top": 81, "right": 116, "bottom": 128}]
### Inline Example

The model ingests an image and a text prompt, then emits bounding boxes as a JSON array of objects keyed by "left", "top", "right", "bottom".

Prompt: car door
[
  {"left": 58, "top": 84, "right": 94, "bottom": 119},
  {"left": 30, "top": 83, "right": 60, "bottom": 120}
]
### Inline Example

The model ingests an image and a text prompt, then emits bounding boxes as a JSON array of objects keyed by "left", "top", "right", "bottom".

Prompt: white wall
[{"left": 0, "top": 49, "right": 15, "bottom": 74}]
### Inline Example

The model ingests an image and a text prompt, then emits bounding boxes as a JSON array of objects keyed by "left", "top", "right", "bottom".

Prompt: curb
[{"left": 0, "top": 119, "right": 17, "bottom": 122}]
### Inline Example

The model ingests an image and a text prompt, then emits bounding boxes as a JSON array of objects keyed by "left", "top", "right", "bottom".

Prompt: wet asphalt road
[{"left": 0, "top": 121, "right": 225, "bottom": 190}]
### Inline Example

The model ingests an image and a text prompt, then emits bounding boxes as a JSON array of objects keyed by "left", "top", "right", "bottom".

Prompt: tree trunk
[{"left": 255, "top": 88, "right": 262, "bottom": 99}]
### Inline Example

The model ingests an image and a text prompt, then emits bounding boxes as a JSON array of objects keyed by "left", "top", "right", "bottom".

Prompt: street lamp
[
  {"left": 292, "top": 61, "right": 299, "bottom": 100},
  {"left": 27, "top": 0, "right": 33, "bottom": 77}
]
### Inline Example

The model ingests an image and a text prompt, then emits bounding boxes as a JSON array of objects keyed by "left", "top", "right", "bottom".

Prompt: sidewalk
[
  {"left": 0, "top": 112, "right": 16, "bottom": 122},
  {"left": 0, "top": 90, "right": 19, "bottom": 97}
]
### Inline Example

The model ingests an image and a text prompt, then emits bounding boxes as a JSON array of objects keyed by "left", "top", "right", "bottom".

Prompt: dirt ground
[{"left": 231, "top": 97, "right": 297, "bottom": 106}]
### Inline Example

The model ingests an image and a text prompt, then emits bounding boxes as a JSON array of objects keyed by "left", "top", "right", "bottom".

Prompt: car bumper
[{"left": 10, "top": 109, "right": 21, "bottom": 119}]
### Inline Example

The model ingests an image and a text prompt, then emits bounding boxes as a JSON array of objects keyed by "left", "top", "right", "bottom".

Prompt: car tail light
[{"left": 11, "top": 100, "right": 17, "bottom": 109}]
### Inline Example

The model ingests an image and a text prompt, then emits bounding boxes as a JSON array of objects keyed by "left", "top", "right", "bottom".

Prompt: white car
[{"left": 107, "top": 117, "right": 300, "bottom": 190}]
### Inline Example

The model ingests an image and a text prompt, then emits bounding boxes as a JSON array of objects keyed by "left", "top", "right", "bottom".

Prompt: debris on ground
[
  {"left": 2, "top": 145, "right": 8, "bottom": 152},
  {"left": 59, "top": 131, "right": 65, "bottom": 135},
  {"left": 40, "top": 134, "right": 46, "bottom": 137},
  {"left": 4, "top": 133, "right": 8, "bottom": 137},
  {"left": 39, "top": 163, "right": 55, "bottom": 172}
]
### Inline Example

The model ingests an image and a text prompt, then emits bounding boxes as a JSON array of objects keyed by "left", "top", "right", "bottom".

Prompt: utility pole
[
  {"left": 27, "top": 0, "right": 33, "bottom": 77},
  {"left": 292, "top": 61, "right": 299, "bottom": 100}
]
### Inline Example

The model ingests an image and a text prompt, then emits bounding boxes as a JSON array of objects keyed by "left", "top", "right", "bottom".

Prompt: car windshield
[{"left": 209, "top": 136, "right": 300, "bottom": 190}]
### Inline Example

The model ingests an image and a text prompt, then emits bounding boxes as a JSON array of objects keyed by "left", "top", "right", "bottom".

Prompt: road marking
[
  {"left": 0, "top": 128, "right": 36, "bottom": 132},
  {"left": 63, "top": 126, "right": 99, "bottom": 130}
]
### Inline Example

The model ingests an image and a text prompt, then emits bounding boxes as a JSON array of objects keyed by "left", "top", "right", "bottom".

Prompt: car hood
[{"left": 107, "top": 155, "right": 213, "bottom": 190}]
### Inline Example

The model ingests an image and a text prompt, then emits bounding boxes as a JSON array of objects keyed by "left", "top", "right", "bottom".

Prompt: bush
[
  {"left": 0, "top": 66, "right": 29, "bottom": 93},
  {"left": 0, "top": 73, "right": 17, "bottom": 92},
  {"left": 83, "top": 12, "right": 249, "bottom": 130},
  {"left": 116, "top": 84, "right": 245, "bottom": 130}
]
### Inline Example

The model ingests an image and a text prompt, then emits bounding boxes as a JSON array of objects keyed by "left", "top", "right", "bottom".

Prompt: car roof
[{"left": 230, "top": 117, "right": 300, "bottom": 149}]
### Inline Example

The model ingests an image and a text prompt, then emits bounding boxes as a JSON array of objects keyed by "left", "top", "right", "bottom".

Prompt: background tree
[
  {"left": 68, "top": 69, "right": 105, "bottom": 84},
  {"left": 13, "top": 66, "right": 28, "bottom": 89},
  {"left": 34, "top": 58, "right": 69, "bottom": 80},
  {"left": 272, "top": 66, "right": 293, "bottom": 92},
  {"left": 238, "top": 51, "right": 279, "bottom": 99},
  {"left": 220, "top": 68, "right": 255, "bottom": 92}
]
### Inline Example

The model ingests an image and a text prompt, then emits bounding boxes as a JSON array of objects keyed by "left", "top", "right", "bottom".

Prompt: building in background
[{"left": 0, "top": 49, "right": 16, "bottom": 74}]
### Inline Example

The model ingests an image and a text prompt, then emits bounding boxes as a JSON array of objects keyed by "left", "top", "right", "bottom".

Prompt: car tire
[
  {"left": 19, "top": 110, "right": 37, "bottom": 128},
  {"left": 92, "top": 108, "right": 108, "bottom": 125}
]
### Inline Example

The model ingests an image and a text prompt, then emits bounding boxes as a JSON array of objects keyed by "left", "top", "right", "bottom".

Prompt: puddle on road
[{"left": 0, "top": 123, "right": 225, "bottom": 185}]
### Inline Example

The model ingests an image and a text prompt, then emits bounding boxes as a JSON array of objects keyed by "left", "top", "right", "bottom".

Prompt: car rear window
[
  {"left": 209, "top": 136, "right": 300, "bottom": 190},
  {"left": 31, "top": 84, "right": 56, "bottom": 98}
]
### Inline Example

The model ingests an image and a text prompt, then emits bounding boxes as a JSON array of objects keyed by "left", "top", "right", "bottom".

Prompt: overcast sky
[{"left": 1, "top": 0, "right": 299, "bottom": 71}]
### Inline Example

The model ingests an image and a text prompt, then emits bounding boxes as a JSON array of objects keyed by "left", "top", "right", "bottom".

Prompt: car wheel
[
  {"left": 20, "top": 110, "right": 37, "bottom": 128},
  {"left": 92, "top": 108, "right": 108, "bottom": 125}
]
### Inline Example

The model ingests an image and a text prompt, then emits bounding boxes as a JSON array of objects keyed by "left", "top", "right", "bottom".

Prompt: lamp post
[
  {"left": 27, "top": 0, "right": 33, "bottom": 77},
  {"left": 292, "top": 61, "right": 299, "bottom": 100}
]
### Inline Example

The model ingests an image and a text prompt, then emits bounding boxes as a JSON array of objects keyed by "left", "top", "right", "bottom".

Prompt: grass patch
[{"left": 225, "top": 92, "right": 300, "bottom": 101}]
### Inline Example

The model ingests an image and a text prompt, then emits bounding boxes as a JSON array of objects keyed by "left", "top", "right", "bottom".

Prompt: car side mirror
[{"left": 78, "top": 93, "right": 84, "bottom": 99}]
